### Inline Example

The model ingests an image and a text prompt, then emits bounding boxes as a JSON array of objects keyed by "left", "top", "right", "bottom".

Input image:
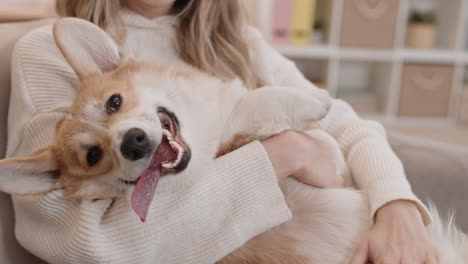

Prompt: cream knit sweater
[{"left": 7, "top": 10, "right": 430, "bottom": 264}]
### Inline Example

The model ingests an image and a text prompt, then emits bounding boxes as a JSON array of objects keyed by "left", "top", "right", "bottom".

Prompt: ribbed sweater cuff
[
  {"left": 364, "top": 178, "right": 432, "bottom": 226},
  {"left": 347, "top": 138, "right": 432, "bottom": 225}
]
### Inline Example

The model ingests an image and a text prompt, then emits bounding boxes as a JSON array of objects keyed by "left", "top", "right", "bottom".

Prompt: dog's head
[{"left": 0, "top": 18, "right": 202, "bottom": 221}]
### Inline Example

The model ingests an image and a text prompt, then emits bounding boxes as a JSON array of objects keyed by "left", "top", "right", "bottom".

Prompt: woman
[{"left": 6, "top": 0, "right": 436, "bottom": 263}]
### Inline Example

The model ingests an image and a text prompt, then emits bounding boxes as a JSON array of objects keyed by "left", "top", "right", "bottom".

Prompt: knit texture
[{"left": 6, "top": 9, "right": 429, "bottom": 263}]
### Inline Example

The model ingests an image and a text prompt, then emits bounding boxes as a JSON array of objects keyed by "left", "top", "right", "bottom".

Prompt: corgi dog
[{"left": 0, "top": 18, "right": 467, "bottom": 263}]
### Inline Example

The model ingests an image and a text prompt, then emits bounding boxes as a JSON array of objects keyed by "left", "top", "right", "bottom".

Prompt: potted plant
[
  {"left": 312, "top": 21, "right": 325, "bottom": 44},
  {"left": 406, "top": 10, "right": 437, "bottom": 49}
]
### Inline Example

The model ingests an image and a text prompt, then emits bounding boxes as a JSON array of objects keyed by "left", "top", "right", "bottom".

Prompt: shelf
[
  {"left": 265, "top": 0, "right": 468, "bottom": 127},
  {"left": 336, "top": 60, "right": 392, "bottom": 114},
  {"left": 276, "top": 45, "right": 463, "bottom": 64},
  {"left": 276, "top": 45, "right": 395, "bottom": 61},
  {"left": 339, "top": 48, "right": 393, "bottom": 61},
  {"left": 294, "top": 59, "right": 329, "bottom": 89},
  {"left": 405, "top": 0, "right": 463, "bottom": 51},
  {"left": 275, "top": 45, "right": 333, "bottom": 59},
  {"left": 461, "top": 54, "right": 468, "bottom": 64},
  {"left": 399, "top": 49, "right": 461, "bottom": 64}
]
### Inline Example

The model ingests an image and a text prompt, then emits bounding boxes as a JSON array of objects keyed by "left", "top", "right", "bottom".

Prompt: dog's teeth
[
  {"left": 160, "top": 129, "right": 185, "bottom": 169},
  {"left": 161, "top": 151, "right": 184, "bottom": 169},
  {"left": 161, "top": 142, "right": 184, "bottom": 169},
  {"left": 161, "top": 162, "right": 175, "bottom": 169},
  {"left": 162, "top": 129, "right": 172, "bottom": 140},
  {"left": 169, "top": 140, "right": 182, "bottom": 153},
  {"left": 174, "top": 146, "right": 184, "bottom": 166}
]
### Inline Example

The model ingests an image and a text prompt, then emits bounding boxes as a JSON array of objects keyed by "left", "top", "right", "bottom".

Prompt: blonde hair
[{"left": 56, "top": 0, "right": 257, "bottom": 88}]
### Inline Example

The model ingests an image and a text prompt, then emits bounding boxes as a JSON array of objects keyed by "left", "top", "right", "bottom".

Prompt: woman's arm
[
  {"left": 248, "top": 28, "right": 440, "bottom": 263},
  {"left": 247, "top": 27, "right": 431, "bottom": 224},
  {"left": 7, "top": 25, "right": 295, "bottom": 264}
]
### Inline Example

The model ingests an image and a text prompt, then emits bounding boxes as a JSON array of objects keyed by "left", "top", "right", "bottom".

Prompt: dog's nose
[{"left": 120, "top": 128, "right": 153, "bottom": 161}]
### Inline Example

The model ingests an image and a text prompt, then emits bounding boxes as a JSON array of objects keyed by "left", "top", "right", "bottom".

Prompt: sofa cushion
[{"left": 390, "top": 132, "right": 468, "bottom": 232}]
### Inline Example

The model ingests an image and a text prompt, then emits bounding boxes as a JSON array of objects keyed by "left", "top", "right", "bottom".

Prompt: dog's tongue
[
  {"left": 131, "top": 146, "right": 165, "bottom": 222},
  {"left": 130, "top": 136, "right": 176, "bottom": 222},
  {"left": 131, "top": 167, "right": 161, "bottom": 222}
]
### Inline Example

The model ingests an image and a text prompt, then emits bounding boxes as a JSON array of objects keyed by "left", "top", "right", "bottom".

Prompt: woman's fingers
[
  {"left": 424, "top": 254, "right": 439, "bottom": 264},
  {"left": 365, "top": 201, "right": 438, "bottom": 264},
  {"left": 262, "top": 130, "right": 344, "bottom": 187},
  {"left": 349, "top": 238, "right": 369, "bottom": 264},
  {"left": 293, "top": 132, "right": 344, "bottom": 188}
]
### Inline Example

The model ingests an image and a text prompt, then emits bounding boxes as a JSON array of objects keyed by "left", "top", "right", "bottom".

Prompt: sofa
[{"left": 0, "top": 20, "right": 467, "bottom": 264}]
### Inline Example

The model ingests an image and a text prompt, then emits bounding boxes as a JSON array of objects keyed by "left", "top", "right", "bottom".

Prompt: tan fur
[
  {"left": 51, "top": 64, "right": 136, "bottom": 196},
  {"left": 215, "top": 133, "right": 269, "bottom": 157},
  {"left": 36, "top": 60, "right": 203, "bottom": 199},
  {"left": 217, "top": 234, "right": 308, "bottom": 264},
  {"left": 3, "top": 148, "right": 58, "bottom": 174}
]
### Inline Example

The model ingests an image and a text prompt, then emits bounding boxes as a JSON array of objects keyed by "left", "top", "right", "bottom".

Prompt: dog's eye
[
  {"left": 86, "top": 146, "right": 103, "bottom": 167},
  {"left": 106, "top": 94, "right": 122, "bottom": 113}
]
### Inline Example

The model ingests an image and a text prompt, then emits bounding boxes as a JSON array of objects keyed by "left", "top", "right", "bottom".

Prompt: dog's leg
[
  {"left": 217, "top": 87, "right": 331, "bottom": 157},
  {"left": 216, "top": 232, "right": 309, "bottom": 264},
  {"left": 305, "top": 130, "right": 352, "bottom": 185},
  {"left": 216, "top": 87, "right": 331, "bottom": 263}
]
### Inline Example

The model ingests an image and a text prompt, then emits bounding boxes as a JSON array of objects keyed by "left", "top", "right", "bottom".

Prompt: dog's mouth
[
  {"left": 130, "top": 107, "right": 191, "bottom": 222},
  {"left": 158, "top": 107, "right": 191, "bottom": 173}
]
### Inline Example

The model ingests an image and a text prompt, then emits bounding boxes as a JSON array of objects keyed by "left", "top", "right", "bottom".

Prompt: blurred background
[
  {"left": 0, "top": 0, "right": 467, "bottom": 145},
  {"left": 244, "top": 0, "right": 468, "bottom": 145},
  {"left": 0, "top": 0, "right": 55, "bottom": 22}
]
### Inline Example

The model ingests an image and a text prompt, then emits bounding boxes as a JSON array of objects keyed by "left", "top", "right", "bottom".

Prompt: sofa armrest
[{"left": 389, "top": 132, "right": 468, "bottom": 232}]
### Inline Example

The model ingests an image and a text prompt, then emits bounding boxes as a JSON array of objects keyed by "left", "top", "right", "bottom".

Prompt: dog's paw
[
  {"left": 228, "top": 87, "right": 333, "bottom": 134},
  {"left": 316, "top": 90, "right": 332, "bottom": 119},
  {"left": 300, "top": 88, "right": 332, "bottom": 121}
]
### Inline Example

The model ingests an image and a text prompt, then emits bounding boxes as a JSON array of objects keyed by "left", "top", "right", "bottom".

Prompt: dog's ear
[
  {"left": 0, "top": 148, "right": 62, "bottom": 195},
  {"left": 53, "top": 17, "right": 121, "bottom": 80}
]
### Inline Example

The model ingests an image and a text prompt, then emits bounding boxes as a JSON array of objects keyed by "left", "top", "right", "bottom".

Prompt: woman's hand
[
  {"left": 350, "top": 200, "right": 438, "bottom": 264},
  {"left": 261, "top": 130, "right": 343, "bottom": 188}
]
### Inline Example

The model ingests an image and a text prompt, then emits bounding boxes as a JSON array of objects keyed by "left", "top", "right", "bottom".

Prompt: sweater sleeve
[
  {"left": 247, "top": 27, "right": 431, "bottom": 225},
  {"left": 7, "top": 25, "right": 291, "bottom": 264}
]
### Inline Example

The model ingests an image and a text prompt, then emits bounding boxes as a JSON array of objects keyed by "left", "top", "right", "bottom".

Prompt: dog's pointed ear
[
  {"left": 53, "top": 17, "right": 121, "bottom": 80},
  {"left": 0, "top": 148, "right": 62, "bottom": 195}
]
